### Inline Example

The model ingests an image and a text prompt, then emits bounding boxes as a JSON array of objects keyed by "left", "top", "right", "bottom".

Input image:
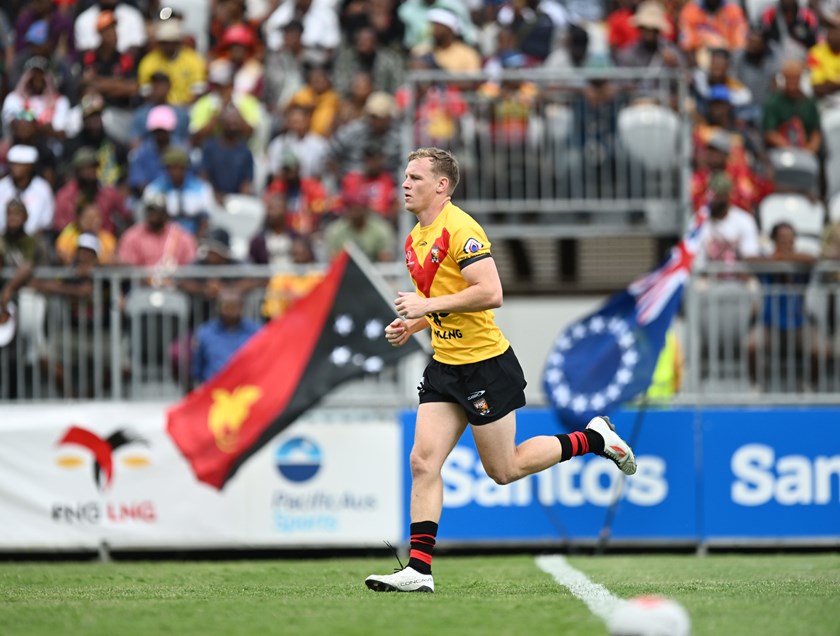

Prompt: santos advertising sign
[{"left": 400, "top": 407, "right": 840, "bottom": 544}]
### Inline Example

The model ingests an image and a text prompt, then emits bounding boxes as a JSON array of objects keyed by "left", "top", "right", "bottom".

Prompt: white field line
[{"left": 535, "top": 555, "right": 624, "bottom": 624}]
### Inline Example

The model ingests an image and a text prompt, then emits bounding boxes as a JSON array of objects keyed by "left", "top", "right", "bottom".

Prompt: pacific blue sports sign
[{"left": 400, "top": 407, "right": 840, "bottom": 545}]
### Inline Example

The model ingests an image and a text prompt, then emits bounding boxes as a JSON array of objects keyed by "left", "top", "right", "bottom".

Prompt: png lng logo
[{"left": 56, "top": 426, "right": 149, "bottom": 491}]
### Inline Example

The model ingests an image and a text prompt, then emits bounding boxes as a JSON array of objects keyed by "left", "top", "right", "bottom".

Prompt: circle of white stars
[
  {"left": 543, "top": 315, "right": 639, "bottom": 414},
  {"left": 329, "top": 314, "right": 385, "bottom": 373}
]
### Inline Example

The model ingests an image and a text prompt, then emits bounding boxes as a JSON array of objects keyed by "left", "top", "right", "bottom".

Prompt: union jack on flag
[{"left": 542, "top": 215, "right": 706, "bottom": 428}]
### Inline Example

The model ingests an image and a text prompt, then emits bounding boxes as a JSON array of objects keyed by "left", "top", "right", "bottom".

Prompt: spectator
[
  {"left": 731, "top": 27, "right": 780, "bottom": 123},
  {"left": 328, "top": 91, "right": 401, "bottom": 178},
  {"left": 199, "top": 108, "right": 255, "bottom": 201},
  {"left": 9, "top": 17, "right": 76, "bottom": 96},
  {"left": 692, "top": 130, "right": 768, "bottom": 214},
  {"left": 191, "top": 286, "right": 260, "bottom": 385},
  {"left": 128, "top": 104, "right": 180, "bottom": 197},
  {"left": 398, "top": 0, "right": 476, "bottom": 52},
  {"left": 607, "top": 0, "right": 642, "bottom": 55},
  {"left": 30, "top": 232, "right": 107, "bottom": 397},
  {"left": 340, "top": 142, "right": 399, "bottom": 222},
  {"left": 53, "top": 146, "right": 131, "bottom": 236},
  {"left": 218, "top": 23, "right": 264, "bottom": 98},
  {"left": 333, "top": 70, "right": 375, "bottom": 129},
  {"left": 265, "top": 151, "right": 329, "bottom": 235},
  {"left": 693, "top": 85, "right": 766, "bottom": 173},
  {"left": 261, "top": 236, "right": 323, "bottom": 319},
  {"left": 692, "top": 48, "right": 753, "bottom": 123},
  {"left": 55, "top": 201, "right": 117, "bottom": 265},
  {"left": 63, "top": 93, "right": 129, "bottom": 188},
  {"left": 482, "top": 24, "right": 531, "bottom": 78},
  {"left": 747, "top": 221, "right": 823, "bottom": 390},
  {"left": 137, "top": 19, "right": 206, "bottom": 107},
  {"left": 287, "top": 62, "right": 341, "bottom": 137},
  {"left": 2, "top": 109, "right": 58, "bottom": 187},
  {"left": 13, "top": 0, "right": 75, "bottom": 59},
  {"left": 189, "top": 59, "right": 263, "bottom": 149},
  {"left": 348, "top": 0, "right": 404, "bottom": 52},
  {"left": 760, "top": 0, "right": 819, "bottom": 60},
  {"left": 249, "top": 193, "right": 297, "bottom": 265},
  {"left": 762, "top": 59, "right": 822, "bottom": 155},
  {"left": 543, "top": 22, "right": 592, "bottom": 70},
  {"left": 323, "top": 189, "right": 395, "bottom": 262},
  {"left": 615, "top": 1, "right": 684, "bottom": 70},
  {"left": 0, "top": 146, "right": 53, "bottom": 235},
  {"left": 695, "top": 172, "right": 760, "bottom": 270},
  {"left": 0, "top": 199, "right": 46, "bottom": 323},
  {"left": 262, "top": 19, "right": 313, "bottom": 116},
  {"left": 1, "top": 57, "right": 71, "bottom": 142},
  {"left": 117, "top": 191, "right": 197, "bottom": 268},
  {"left": 678, "top": 0, "right": 748, "bottom": 65},
  {"left": 128, "top": 72, "right": 190, "bottom": 148},
  {"left": 74, "top": 0, "right": 146, "bottom": 54},
  {"left": 264, "top": 0, "right": 342, "bottom": 54},
  {"left": 807, "top": 11, "right": 840, "bottom": 104},
  {"left": 409, "top": 7, "right": 481, "bottom": 73},
  {"left": 78, "top": 11, "right": 138, "bottom": 112},
  {"left": 266, "top": 104, "right": 329, "bottom": 180},
  {"left": 144, "top": 146, "right": 214, "bottom": 239},
  {"left": 332, "top": 26, "right": 404, "bottom": 97}
]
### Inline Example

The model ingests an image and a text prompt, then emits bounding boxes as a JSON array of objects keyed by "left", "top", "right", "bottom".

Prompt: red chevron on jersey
[{"left": 405, "top": 229, "right": 451, "bottom": 297}]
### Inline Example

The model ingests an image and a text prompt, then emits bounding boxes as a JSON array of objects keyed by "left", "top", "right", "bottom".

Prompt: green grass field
[{"left": 2, "top": 554, "right": 839, "bottom": 636}]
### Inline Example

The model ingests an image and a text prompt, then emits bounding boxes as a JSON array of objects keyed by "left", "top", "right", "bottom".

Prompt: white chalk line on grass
[{"left": 535, "top": 555, "right": 624, "bottom": 624}]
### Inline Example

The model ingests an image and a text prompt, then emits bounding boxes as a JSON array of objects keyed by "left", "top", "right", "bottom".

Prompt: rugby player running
[{"left": 365, "top": 148, "right": 637, "bottom": 593}]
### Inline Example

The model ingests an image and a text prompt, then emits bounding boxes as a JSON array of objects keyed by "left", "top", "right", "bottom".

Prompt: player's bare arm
[
  {"left": 384, "top": 317, "right": 428, "bottom": 347},
  {"left": 394, "top": 257, "right": 503, "bottom": 320}
]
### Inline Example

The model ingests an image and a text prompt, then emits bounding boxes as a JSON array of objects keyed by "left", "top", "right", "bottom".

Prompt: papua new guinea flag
[{"left": 167, "top": 248, "right": 425, "bottom": 489}]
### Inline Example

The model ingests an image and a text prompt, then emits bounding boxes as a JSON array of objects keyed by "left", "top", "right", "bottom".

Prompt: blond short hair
[{"left": 407, "top": 147, "right": 460, "bottom": 194}]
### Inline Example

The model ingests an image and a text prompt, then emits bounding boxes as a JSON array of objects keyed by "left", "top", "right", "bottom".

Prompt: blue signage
[{"left": 400, "top": 407, "right": 840, "bottom": 543}]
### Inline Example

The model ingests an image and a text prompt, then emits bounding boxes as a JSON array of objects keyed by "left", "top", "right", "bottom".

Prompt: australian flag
[{"left": 543, "top": 216, "right": 705, "bottom": 429}]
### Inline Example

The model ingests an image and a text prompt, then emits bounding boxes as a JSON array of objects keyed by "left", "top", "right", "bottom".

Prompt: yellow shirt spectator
[
  {"left": 807, "top": 42, "right": 840, "bottom": 91},
  {"left": 138, "top": 47, "right": 207, "bottom": 106},
  {"left": 55, "top": 226, "right": 117, "bottom": 265}
]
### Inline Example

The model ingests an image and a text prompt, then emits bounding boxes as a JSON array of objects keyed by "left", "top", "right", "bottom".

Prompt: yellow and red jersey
[{"left": 405, "top": 202, "right": 509, "bottom": 365}]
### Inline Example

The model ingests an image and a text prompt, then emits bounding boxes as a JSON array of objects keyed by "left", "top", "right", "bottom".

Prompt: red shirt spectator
[
  {"left": 338, "top": 143, "right": 398, "bottom": 221},
  {"left": 265, "top": 154, "right": 329, "bottom": 235},
  {"left": 117, "top": 192, "right": 197, "bottom": 267}
]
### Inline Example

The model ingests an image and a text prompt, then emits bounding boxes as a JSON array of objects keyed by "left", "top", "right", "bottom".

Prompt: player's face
[{"left": 402, "top": 158, "right": 441, "bottom": 215}]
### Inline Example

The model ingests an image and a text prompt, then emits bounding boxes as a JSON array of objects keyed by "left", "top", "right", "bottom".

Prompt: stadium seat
[
  {"left": 820, "top": 105, "right": 840, "bottom": 160},
  {"left": 768, "top": 148, "right": 819, "bottom": 195},
  {"left": 617, "top": 103, "right": 680, "bottom": 172},
  {"left": 758, "top": 193, "right": 825, "bottom": 238},
  {"left": 125, "top": 288, "right": 191, "bottom": 399},
  {"left": 829, "top": 193, "right": 840, "bottom": 225},
  {"left": 744, "top": 0, "right": 775, "bottom": 22},
  {"left": 210, "top": 195, "right": 266, "bottom": 261},
  {"left": 166, "top": 0, "right": 211, "bottom": 53}
]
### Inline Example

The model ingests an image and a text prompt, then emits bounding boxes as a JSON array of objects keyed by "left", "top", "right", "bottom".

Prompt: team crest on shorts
[
  {"left": 472, "top": 397, "right": 490, "bottom": 415},
  {"left": 464, "top": 238, "right": 483, "bottom": 254},
  {"left": 430, "top": 245, "right": 441, "bottom": 263}
]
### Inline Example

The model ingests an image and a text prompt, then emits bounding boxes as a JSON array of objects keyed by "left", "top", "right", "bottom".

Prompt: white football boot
[
  {"left": 586, "top": 415, "right": 637, "bottom": 476},
  {"left": 365, "top": 566, "right": 434, "bottom": 593}
]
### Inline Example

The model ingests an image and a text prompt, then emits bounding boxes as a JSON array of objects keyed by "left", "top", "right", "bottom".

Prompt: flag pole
[
  {"left": 594, "top": 399, "right": 648, "bottom": 555},
  {"left": 342, "top": 241, "right": 432, "bottom": 356}
]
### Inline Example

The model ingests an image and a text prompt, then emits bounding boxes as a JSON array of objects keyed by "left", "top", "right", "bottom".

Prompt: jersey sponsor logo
[
  {"left": 464, "top": 238, "right": 483, "bottom": 254},
  {"left": 467, "top": 390, "right": 485, "bottom": 401},
  {"left": 433, "top": 328, "right": 463, "bottom": 340},
  {"left": 428, "top": 312, "right": 449, "bottom": 328}
]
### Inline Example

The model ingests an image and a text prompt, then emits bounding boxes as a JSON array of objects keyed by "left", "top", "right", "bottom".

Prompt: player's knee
[
  {"left": 409, "top": 449, "right": 439, "bottom": 480},
  {"left": 484, "top": 465, "right": 518, "bottom": 486}
]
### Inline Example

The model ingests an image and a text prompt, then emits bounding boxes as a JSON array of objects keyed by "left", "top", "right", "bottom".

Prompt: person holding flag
[{"left": 364, "top": 147, "right": 637, "bottom": 594}]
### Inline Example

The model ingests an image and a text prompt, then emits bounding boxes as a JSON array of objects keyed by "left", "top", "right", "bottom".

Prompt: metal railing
[
  {"left": 0, "top": 263, "right": 428, "bottom": 404},
  {"left": 681, "top": 261, "right": 840, "bottom": 403},
  {"left": 399, "top": 68, "right": 692, "bottom": 240}
]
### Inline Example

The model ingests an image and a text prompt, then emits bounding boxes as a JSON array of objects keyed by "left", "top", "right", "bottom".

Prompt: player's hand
[
  {"left": 384, "top": 318, "right": 410, "bottom": 347},
  {"left": 394, "top": 292, "right": 430, "bottom": 320}
]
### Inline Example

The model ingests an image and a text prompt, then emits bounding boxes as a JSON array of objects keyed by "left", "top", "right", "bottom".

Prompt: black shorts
[{"left": 418, "top": 346, "right": 527, "bottom": 425}]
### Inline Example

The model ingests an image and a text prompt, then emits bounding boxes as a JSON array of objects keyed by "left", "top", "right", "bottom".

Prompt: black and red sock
[
  {"left": 407, "top": 520, "right": 438, "bottom": 575},
  {"left": 556, "top": 429, "right": 605, "bottom": 462}
]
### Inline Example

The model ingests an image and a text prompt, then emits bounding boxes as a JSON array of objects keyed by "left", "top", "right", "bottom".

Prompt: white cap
[
  {"left": 7, "top": 145, "right": 38, "bottom": 165},
  {"left": 427, "top": 8, "right": 460, "bottom": 34},
  {"left": 77, "top": 233, "right": 101, "bottom": 256}
]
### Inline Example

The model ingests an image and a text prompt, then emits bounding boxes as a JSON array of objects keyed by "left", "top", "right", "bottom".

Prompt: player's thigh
[
  {"left": 411, "top": 401, "right": 468, "bottom": 471},
  {"left": 471, "top": 410, "right": 517, "bottom": 473}
]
